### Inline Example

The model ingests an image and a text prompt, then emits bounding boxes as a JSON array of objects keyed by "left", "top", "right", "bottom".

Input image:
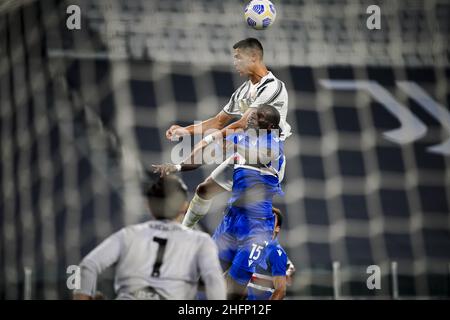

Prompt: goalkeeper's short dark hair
[{"left": 144, "top": 176, "right": 188, "bottom": 220}]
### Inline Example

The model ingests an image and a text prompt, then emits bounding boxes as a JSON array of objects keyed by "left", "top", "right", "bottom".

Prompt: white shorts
[
  {"left": 209, "top": 156, "right": 235, "bottom": 192},
  {"left": 209, "top": 155, "right": 286, "bottom": 192}
]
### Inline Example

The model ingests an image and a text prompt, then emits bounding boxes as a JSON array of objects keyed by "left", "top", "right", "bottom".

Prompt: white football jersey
[
  {"left": 222, "top": 71, "right": 291, "bottom": 140},
  {"left": 75, "top": 220, "right": 226, "bottom": 300}
]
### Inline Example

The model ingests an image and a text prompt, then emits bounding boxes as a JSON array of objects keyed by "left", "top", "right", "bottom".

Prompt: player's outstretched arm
[
  {"left": 221, "top": 107, "right": 254, "bottom": 133},
  {"left": 183, "top": 107, "right": 253, "bottom": 164},
  {"left": 269, "top": 276, "right": 287, "bottom": 300},
  {"left": 152, "top": 134, "right": 225, "bottom": 176},
  {"left": 202, "top": 108, "right": 254, "bottom": 143},
  {"left": 268, "top": 245, "right": 288, "bottom": 300},
  {"left": 152, "top": 162, "right": 201, "bottom": 177},
  {"left": 73, "top": 230, "right": 124, "bottom": 299},
  {"left": 166, "top": 111, "right": 233, "bottom": 140}
]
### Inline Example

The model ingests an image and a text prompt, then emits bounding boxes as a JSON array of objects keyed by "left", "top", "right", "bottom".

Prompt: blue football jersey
[
  {"left": 226, "top": 131, "right": 284, "bottom": 219},
  {"left": 247, "top": 239, "right": 288, "bottom": 300}
]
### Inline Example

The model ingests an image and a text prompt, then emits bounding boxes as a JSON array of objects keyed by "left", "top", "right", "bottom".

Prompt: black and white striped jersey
[{"left": 222, "top": 71, "right": 291, "bottom": 140}]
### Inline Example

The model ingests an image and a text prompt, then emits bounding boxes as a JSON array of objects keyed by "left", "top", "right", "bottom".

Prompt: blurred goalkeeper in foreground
[{"left": 73, "top": 176, "right": 226, "bottom": 300}]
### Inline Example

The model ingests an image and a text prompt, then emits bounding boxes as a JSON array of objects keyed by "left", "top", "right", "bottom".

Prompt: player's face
[
  {"left": 247, "top": 110, "right": 274, "bottom": 130},
  {"left": 255, "top": 110, "right": 273, "bottom": 129},
  {"left": 233, "top": 49, "right": 253, "bottom": 76}
]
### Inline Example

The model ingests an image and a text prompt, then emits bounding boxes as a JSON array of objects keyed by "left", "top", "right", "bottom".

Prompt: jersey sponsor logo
[{"left": 238, "top": 99, "right": 250, "bottom": 113}]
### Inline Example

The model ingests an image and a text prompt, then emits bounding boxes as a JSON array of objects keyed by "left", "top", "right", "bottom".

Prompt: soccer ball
[{"left": 244, "top": 0, "right": 277, "bottom": 30}]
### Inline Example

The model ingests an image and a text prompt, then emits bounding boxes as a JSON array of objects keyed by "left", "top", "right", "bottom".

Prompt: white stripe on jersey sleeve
[{"left": 249, "top": 79, "right": 283, "bottom": 109}]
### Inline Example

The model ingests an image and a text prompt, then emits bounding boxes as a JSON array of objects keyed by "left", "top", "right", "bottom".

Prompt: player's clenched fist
[
  {"left": 165, "top": 125, "right": 188, "bottom": 140},
  {"left": 152, "top": 163, "right": 179, "bottom": 177}
]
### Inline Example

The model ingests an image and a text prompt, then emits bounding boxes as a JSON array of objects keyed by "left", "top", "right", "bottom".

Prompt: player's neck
[{"left": 248, "top": 65, "right": 269, "bottom": 84}]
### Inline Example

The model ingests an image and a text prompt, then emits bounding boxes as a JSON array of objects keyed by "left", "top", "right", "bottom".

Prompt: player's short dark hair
[
  {"left": 143, "top": 176, "right": 188, "bottom": 220},
  {"left": 258, "top": 104, "right": 280, "bottom": 130},
  {"left": 233, "top": 38, "right": 264, "bottom": 57},
  {"left": 272, "top": 207, "right": 283, "bottom": 228}
]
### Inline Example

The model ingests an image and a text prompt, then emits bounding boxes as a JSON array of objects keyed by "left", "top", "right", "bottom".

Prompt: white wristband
[
  {"left": 203, "top": 134, "right": 214, "bottom": 144},
  {"left": 174, "top": 164, "right": 182, "bottom": 172}
]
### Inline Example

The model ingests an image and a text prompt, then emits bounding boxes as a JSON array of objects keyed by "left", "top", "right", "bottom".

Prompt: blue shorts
[{"left": 212, "top": 206, "right": 275, "bottom": 285}]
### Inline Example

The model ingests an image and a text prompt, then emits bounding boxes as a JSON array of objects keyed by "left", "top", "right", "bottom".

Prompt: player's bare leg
[{"left": 182, "top": 177, "right": 227, "bottom": 228}]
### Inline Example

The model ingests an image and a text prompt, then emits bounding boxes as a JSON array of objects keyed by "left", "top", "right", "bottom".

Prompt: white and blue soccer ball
[{"left": 244, "top": 0, "right": 277, "bottom": 30}]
